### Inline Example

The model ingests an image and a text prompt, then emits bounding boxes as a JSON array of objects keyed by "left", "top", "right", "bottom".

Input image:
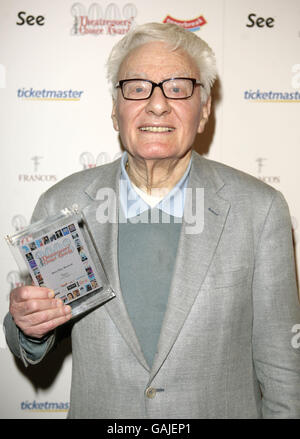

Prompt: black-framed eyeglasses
[{"left": 115, "top": 77, "right": 204, "bottom": 100}]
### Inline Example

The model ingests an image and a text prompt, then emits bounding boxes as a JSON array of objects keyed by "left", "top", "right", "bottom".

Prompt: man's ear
[
  {"left": 111, "top": 100, "right": 119, "bottom": 131},
  {"left": 197, "top": 95, "right": 211, "bottom": 134}
]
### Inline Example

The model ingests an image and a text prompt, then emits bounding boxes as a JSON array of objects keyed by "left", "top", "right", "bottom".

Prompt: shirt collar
[{"left": 119, "top": 151, "right": 192, "bottom": 219}]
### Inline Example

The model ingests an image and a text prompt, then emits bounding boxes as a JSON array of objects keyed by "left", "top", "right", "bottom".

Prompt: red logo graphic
[{"left": 163, "top": 15, "right": 206, "bottom": 31}]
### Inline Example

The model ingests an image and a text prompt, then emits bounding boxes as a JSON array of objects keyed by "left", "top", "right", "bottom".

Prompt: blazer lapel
[
  {"left": 83, "top": 160, "right": 150, "bottom": 371},
  {"left": 81, "top": 152, "right": 231, "bottom": 378},
  {"left": 149, "top": 152, "right": 231, "bottom": 382}
]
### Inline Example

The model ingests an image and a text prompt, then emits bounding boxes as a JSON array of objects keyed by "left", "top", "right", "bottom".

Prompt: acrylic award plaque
[{"left": 5, "top": 206, "right": 115, "bottom": 318}]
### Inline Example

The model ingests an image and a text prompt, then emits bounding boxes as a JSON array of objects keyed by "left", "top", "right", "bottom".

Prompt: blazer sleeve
[
  {"left": 3, "top": 193, "right": 57, "bottom": 367},
  {"left": 252, "top": 190, "right": 300, "bottom": 418}
]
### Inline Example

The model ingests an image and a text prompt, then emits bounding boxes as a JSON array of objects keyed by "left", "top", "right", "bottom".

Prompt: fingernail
[
  {"left": 48, "top": 290, "right": 55, "bottom": 298},
  {"left": 65, "top": 305, "right": 72, "bottom": 314}
]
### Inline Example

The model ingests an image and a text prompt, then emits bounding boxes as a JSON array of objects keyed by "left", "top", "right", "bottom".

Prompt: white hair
[{"left": 106, "top": 22, "right": 217, "bottom": 103}]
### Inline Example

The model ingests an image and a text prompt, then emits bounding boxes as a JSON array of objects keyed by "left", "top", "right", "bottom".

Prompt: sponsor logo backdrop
[{"left": 0, "top": 0, "right": 299, "bottom": 418}]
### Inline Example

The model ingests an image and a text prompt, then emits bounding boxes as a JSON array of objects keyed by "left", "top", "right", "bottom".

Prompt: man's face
[{"left": 112, "top": 41, "right": 211, "bottom": 161}]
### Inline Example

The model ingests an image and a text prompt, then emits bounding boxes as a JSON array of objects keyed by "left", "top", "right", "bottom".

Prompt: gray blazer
[{"left": 4, "top": 151, "right": 300, "bottom": 418}]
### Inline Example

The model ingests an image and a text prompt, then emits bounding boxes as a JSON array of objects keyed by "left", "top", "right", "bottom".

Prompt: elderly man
[{"left": 4, "top": 22, "right": 300, "bottom": 418}]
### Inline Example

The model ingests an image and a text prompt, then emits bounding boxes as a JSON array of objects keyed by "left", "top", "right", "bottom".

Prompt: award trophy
[{"left": 5, "top": 206, "right": 115, "bottom": 318}]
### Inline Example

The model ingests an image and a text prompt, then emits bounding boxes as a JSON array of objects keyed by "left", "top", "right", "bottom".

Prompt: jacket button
[{"left": 145, "top": 387, "right": 156, "bottom": 399}]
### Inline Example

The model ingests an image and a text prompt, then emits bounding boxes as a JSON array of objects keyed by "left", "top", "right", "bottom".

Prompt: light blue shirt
[{"left": 119, "top": 152, "right": 192, "bottom": 219}]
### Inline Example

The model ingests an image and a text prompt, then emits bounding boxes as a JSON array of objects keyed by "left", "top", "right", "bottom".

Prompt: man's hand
[{"left": 9, "top": 286, "right": 72, "bottom": 339}]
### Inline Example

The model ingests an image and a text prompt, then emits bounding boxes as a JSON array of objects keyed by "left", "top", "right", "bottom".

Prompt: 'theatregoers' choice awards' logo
[
  {"left": 6, "top": 271, "right": 24, "bottom": 291},
  {"left": 79, "top": 151, "right": 122, "bottom": 169},
  {"left": 5, "top": 216, "right": 29, "bottom": 303},
  {"left": 0, "top": 64, "right": 5, "bottom": 88},
  {"left": 163, "top": 15, "right": 207, "bottom": 31},
  {"left": 71, "top": 2, "right": 137, "bottom": 36}
]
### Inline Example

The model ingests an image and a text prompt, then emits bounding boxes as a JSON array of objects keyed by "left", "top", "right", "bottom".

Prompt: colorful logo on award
[{"left": 163, "top": 15, "right": 207, "bottom": 31}]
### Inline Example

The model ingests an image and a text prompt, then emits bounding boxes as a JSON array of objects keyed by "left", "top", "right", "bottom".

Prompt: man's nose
[{"left": 145, "top": 86, "right": 171, "bottom": 116}]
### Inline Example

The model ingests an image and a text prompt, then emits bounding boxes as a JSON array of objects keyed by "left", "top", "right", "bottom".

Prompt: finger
[
  {"left": 22, "top": 313, "right": 73, "bottom": 339},
  {"left": 22, "top": 297, "right": 64, "bottom": 316},
  {"left": 22, "top": 304, "right": 72, "bottom": 328},
  {"left": 11, "top": 286, "right": 54, "bottom": 303},
  {"left": 15, "top": 303, "right": 72, "bottom": 335}
]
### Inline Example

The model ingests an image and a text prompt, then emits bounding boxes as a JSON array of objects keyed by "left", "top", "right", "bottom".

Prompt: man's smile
[{"left": 139, "top": 126, "right": 175, "bottom": 132}]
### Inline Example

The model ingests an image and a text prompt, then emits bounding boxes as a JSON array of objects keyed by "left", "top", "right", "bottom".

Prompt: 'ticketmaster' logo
[{"left": 163, "top": 15, "right": 207, "bottom": 31}]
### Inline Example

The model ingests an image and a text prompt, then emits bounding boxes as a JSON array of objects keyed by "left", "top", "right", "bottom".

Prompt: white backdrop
[{"left": 0, "top": 0, "right": 299, "bottom": 418}]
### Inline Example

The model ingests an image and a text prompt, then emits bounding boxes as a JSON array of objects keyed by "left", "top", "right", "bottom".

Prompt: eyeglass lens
[{"left": 122, "top": 78, "right": 194, "bottom": 99}]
